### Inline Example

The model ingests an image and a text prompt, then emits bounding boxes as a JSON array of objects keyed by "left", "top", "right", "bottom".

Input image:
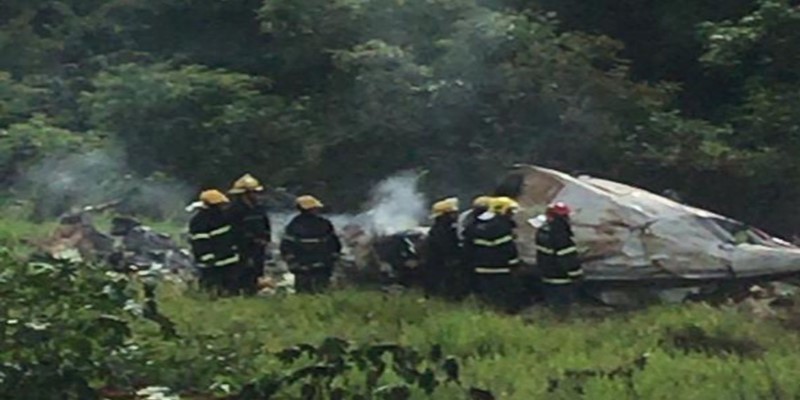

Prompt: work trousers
[
  {"left": 292, "top": 266, "right": 333, "bottom": 294},
  {"left": 238, "top": 243, "right": 266, "bottom": 295},
  {"left": 424, "top": 261, "right": 470, "bottom": 300},
  {"left": 199, "top": 265, "right": 238, "bottom": 296},
  {"left": 542, "top": 282, "right": 579, "bottom": 313},
  {"left": 474, "top": 272, "right": 523, "bottom": 313}
]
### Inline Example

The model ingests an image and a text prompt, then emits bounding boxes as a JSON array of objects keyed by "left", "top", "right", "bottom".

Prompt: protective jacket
[
  {"left": 189, "top": 207, "right": 240, "bottom": 268},
  {"left": 427, "top": 214, "right": 461, "bottom": 266},
  {"left": 280, "top": 212, "right": 341, "bottom": 270},
  {"left": 457, "top": 207, "right": 487, "bottom": 241},
  {"left": 425, "top": 213, "right": 465, "bottom": 296},
  {"left": 229, "top": 197, "right": 271, "bottom": 247},
  {"left": 535, "top": 217, "right": 583, "bottom": 285},
  {"left": 463, "top": 214, "right": 519, "bottom": 274}
]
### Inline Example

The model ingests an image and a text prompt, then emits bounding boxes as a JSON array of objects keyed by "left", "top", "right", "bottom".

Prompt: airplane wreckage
[
  {"left": 40, "top": 165, "right": 800, "bottom": 305},
  {"left": 488, "top": 165, "right": 800, "bottom": 303},
  {"left": 359, "top": 165, "right": 800, "bottom": 304}
]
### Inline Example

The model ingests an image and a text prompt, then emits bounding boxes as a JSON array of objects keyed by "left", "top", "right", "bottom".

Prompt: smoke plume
[
  {"left": 356, "top": 171, "right": 428, "bottom": 235},
  {"left": 18, "top": 149, "right": 193, "bottom": 220},
  {"left": 272, "top": 171, "right": 429, "bottom": 240}
]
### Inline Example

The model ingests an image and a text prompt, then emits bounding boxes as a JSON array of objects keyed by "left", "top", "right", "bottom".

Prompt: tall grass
[{"left": 128, "top": 287, "right": 800, "bottom": 399}]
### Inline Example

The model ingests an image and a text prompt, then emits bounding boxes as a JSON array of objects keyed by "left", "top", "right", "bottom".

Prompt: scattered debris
[
  {"left": 38, "top": 206, "right": 194, "bottom": 280},
  {"left": 134, "top": 386, "right": 180, "bottom": 400},
  {"left": 257, "top": 272, "right": 296, "bottom": 296},
  {"left": 40, "top": 212, "right": 114, "bottom": 262}
]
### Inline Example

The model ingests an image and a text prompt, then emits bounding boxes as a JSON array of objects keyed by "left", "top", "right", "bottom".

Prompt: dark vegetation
[
  {"left": 3, "top": 3, "right": 800, "bottom": 397},
  {"left": 5, "top": 253, "right": 800, "bottom": 399},
  {"left": 1, "top": 0, "right": 800, "bottom": 235}
]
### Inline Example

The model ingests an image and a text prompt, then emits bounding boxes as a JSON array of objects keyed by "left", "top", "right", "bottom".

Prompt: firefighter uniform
[
  {"left": 536, "top": 203, "right": 583, "bottom": 310},
  {"left": 280, "top": 196, "right": 342, "bottom": 293},
  {"left": 424, "top": 198, "right": 466, "bottom": 299},
  {"left": 374, "top": 232, "right": 423, "bottom": 288},
  {"left": 229, "top": 174, "right": 271, "bottom": 295},
  {"left": 463, "top": 197, "right": 522, "bottom": 311},
  {"left": 189, "top": 190, "right": 241, "bottom": 295},
  {"left": 456, "top": 196, "right": 491, "bottom": 241}
]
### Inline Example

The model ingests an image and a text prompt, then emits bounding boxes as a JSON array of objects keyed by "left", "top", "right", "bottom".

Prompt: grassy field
[
  {"left": 2, "top": 208, "right": 799, "bottom": 398},
  {"left": 0, "top": 204, "right": 56, "bottom": 256},
  {"left": 125, "top": 285, "right": 800, "bottom": 399}
]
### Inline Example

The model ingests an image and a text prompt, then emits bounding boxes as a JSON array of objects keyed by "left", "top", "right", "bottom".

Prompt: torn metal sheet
[{"left": 504, "top": 165, "right": 800, "bottom": 283}]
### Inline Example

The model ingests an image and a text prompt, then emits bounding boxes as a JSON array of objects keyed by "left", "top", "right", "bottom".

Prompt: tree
[{"left": 82, "top": 63, "right": 307, "bottom": 188}]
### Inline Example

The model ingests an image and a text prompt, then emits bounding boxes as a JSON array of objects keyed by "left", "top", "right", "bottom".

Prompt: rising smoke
[
  {"left": 18, "top": 149, "right": 193, "bottom": 220},
  {"left": 271, "top": 171, "right": 429, "bottom": 241},
  {"left": 356, "top": 171, "right": 428, "bottom": 235},
  {"left": 22, "top": 148, "right": 430, "bottom": 236}
]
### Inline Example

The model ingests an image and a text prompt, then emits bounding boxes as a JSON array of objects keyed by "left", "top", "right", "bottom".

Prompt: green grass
[
  {"left": 128, "top": 286, "right": 800, "bottom": 399},
  {"left": 1, "top": 210, "right": 799, "bottom": 398},
  {"left": 0, "top": 205, "right": 55, "bottom": 257}
]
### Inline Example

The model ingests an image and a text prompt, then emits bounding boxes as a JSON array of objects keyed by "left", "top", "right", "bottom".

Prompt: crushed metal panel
[
  {"left": 513, "top": 166, "right": 654, "bottom": 277},
  {"left": 508, "top": 165, "right": 800, "bottom": 283},
  {"left": 733, "top": 244, "right": 800, "bottom": 278},
  {"left": 639, "top": 216, "right": 731, "bottom": 279}
]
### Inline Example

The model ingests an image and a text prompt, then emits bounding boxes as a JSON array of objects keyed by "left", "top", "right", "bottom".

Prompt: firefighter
[
  {"left": 280, "top": 195, "right": 342, "bottom": 293},
  {"left": 424, "top": 197, "right": 465, "bottom": 299},
  {"left": 457, "top": 196, "right": 492, "bottom": 241},
  {"left": 463, "top": 196, "right": 522, "bottom": 312},
  {"left": 536, "top": 202, "right": 583, "bottom": 310},
  {"left": 188, "top": 190, "right": 241, "bottom": 296},
  {"left": 228, "top": 173, "right": 271, "bottom": 295}
]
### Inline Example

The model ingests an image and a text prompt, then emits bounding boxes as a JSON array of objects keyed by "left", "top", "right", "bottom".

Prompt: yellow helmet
[
  {"left": 489, "top": 196, "right": 520, "bottom": 215},
  {"left": 199, "top": 190, "right": 230, "bottom": 206},
  {"left": 296, "top": 195, "right": 324, "bottom": 210},
  {"left": 472, "top": 196, "right": 492, "bottom": 208},
  {"left": 229, "top": 173, "right": 264, "bottom": 194},
  {"left": 431, "top": 197, "right": 459, "bottom": 218}
]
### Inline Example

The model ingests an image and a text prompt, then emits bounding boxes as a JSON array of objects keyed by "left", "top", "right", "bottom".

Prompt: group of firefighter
[
  {"left": 188, "top": 173, "right": 341, "bottom": 295},
  {"left": 187, "top": 173, "right": 583, "bottom": 311},
  {"left": 424, "top": 196, "right": 583, "bottom": 312}
]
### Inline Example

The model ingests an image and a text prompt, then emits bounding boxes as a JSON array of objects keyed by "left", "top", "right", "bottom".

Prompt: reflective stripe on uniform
[
  {"left": 568, "top": 269, "right": 584, "bottom": 277},
  {"left": 508, "top": 258, "right": 520, "bottom": 265},
  {"left": 299, "top": 238, "right": 325, "bottom": 244},
  {"left": 200, "top": 253, "right": 215, "bottom": 262},
  {"left": 283, "top": 235, "right": 296, "bottom": 242},
  {"left": 473, "top": 235, "right": 514, "bottom": 247},
  {"left": 404, "top": 238, "right": 417, "bottom": 255},
  {"left": 556, "top": 246, "right": 577, "bottom": 256},
  {"left": 190, "top": 232, "right": 210, "bottom": 240},
  {"left": 542, "top": 277, "right": 572, "bottom": 285},
  {"left": 214, "top": 254, "right": 240, "bottom": 267},
  {"left": 536, "top": 245, "right": 554, "bottom": 254},
  {"left": 290, "top": 261, "right": 328, "bottom": 272},
  {"left": 209, "top": 225, "right": 232, "bottom": 237},
  {"left": 475, "top": 267, "right": 512, "bottom": 274},
  {"left": 191, "top": 225, "right": 231, "bottom": 240}
]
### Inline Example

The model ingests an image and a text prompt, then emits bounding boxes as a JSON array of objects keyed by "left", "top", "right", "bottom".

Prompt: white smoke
[
  {"left": 271, "top": 171, "right": 428, "bottom": 240},
  {"left": 19, "top": 149, "right": 193, "bottom": 220},
  {"left": 356, "top": 171, "right": 428, "bottom": 235}
]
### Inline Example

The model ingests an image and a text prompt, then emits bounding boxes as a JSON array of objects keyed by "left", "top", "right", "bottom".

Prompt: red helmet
[{"left": 546, "top": 202, "right": 571, "bottom": 217}]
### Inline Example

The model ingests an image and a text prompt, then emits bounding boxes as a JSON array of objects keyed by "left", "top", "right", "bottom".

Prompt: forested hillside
[{"left": 1, "top": 0, "right": 799, "bottom": 235}]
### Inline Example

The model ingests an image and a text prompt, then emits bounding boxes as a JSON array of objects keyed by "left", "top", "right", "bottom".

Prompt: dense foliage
[
  {"left": 1, "top": 0, "right": 798, "bottom": 234},
  {"left": 0, "top": 253, "right": 488, "bottom": 399},
  {"left": 4, "top": 251, "right": 800, "bottom": 399}
]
